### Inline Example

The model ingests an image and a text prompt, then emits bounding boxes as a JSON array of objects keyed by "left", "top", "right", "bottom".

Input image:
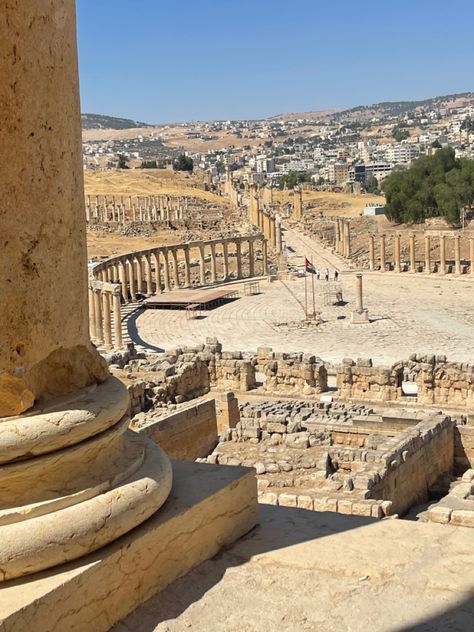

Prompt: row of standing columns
[
  {"left": 89, "top": 236, "right": 268, "bottom": 348},
  {"left": 85, "top": 194, "right": 189, "bottom": 223},
  {"left": 335, "top": 218, "right": 351, "bottom": 258},
  {"left": 248, "top": 186, "right": 282, "bottom": 253},
  {"left": 367, "top": 234, "right": 474, "bottom": 274},
  {"left": 88, "top": 286, "right": 123, "bottom": 350}
]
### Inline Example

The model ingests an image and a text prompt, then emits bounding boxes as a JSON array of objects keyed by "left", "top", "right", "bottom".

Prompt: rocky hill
[{"left": 81, "top": 113, "right": 151, "bottom": 130}]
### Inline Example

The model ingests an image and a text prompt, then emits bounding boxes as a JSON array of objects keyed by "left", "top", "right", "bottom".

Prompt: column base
[
  {"left": 0, "top": 462, "right": 257, "bottom": 632},
  {"left": 351, "top": 309, "right": 369, "bottom": 324}
]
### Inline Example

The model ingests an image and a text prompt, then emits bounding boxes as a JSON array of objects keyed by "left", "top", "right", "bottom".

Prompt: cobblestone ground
[{"left": 135, "top": 227, "right": 474, "bottom": 365}]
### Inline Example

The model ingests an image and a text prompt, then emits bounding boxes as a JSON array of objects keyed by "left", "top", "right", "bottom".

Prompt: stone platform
[{"left": 0, "top": 462, "right": 257, "bottom": 632}]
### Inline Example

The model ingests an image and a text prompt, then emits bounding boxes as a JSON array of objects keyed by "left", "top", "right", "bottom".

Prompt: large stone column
[
  {"left": 144, "top": 254, "right": 153, "bottom": 294},
  {"left": 162, "top": 248, "right": 171, "bottom": 290},
  {"left": 344, "top": 221, "right": 351, "bottom": 258},
  {"left": 454, "top": 235, "right": 461, "bottom": 275},
  {"left": 102, "top": 291, "right": 112, "bottom": 350},
  {"left": 0, "top": 0, "right": 171, "bottom": 582},
  {"left": 236, "top": 241, "right": 243, "bottom": 279},
  {"left": 439, "top": 235, "right": 446, "bottom": 275},
  {"left": 222, "top": 241, "right": 229, "bottom": 280},
  {"left": 136, "top": 255, "right": 144, "bottom": 293},
  {"left": 380, "top": 235, "right": 386, "bottom": 272},
  {"left": 128, "top": 257, "right": 137, "bottom": 300},
  {"left": 171, "top": 248, "right": 180, "bottom": 288},
  {"left": 199, "top": 244, "right": 206, "bottom": 285},
  {"left": 409, "top": 234, "right": 416, "bottom": 273},
  {"left": 248, "top": 239, "right": 255, "bottom": 277},
  {"left": 368, "top": 235, "right": 375, "bottom": 271},
  {"left": 394, "top": 234, "right": 401, "bottom": 273},
  {"left": 152, "top": 251, "right": 163, "bottom": 293},
  {"left": 183, "top": 246, "right": 191, "bottom": 287},
  {"left": 118, "top": 259, "right": 128, "bottom": 302},
  {"left": 470, "top": 238, "right": 474, "bottom": 276},
  {"left": 424, "top": 235, "right": 431, "bottom": 273},
  {"left": 351, "top": 274, "right": 369, "bottom": 324},
  {"left": 262, "top": 239, "right": 269, "bottom": 275},
  {"left": 210, "top": 242, "right": 217, "bottom": 283},
  {"left": 112, "top": 290, "right": 123, "bottom": 348}
]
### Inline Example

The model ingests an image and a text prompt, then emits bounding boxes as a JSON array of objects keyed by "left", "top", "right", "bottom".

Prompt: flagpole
[
  {"left": 304, "top": 259, "right": 308, "bottom": 320},
  {"left": 311, "top": 270, "right": 316, "bottom": 319}
]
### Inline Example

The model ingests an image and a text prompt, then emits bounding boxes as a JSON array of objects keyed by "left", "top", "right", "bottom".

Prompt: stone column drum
[{"left": 0, "top": 0, "right": 172, "bottom": 582}]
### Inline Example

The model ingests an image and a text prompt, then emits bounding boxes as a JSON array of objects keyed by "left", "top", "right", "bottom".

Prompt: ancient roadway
[{"left": 133, "top": 226, "right": 474, "bottom": 366}]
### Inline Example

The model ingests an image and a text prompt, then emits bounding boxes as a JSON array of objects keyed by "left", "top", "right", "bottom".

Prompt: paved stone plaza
[{"left": 135, "top": 270, "right": 474, "bottom": 365}]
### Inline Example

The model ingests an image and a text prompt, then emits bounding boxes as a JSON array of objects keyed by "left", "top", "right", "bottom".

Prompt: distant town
[{"left": 82, "top": 91, "right": 474, "bottom": 194}]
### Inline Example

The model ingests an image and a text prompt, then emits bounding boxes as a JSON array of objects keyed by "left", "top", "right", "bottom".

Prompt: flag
[{"left": 305, "top": 257, "right": 316, "bottom": 274}]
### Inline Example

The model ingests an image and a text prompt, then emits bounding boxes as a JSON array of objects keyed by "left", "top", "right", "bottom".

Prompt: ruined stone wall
[
  {"left": 256, "top": 347, "right": 328, "bottom": 395},
  {"left": 367, "top": 417, "right": 454, "bottom": 515},
  {"left": 132, "top": 399, "right": 218, "bottom": 461},
  {"left": 454, "top": 424, "right": 474, "bottom": 473},
  {"left": 337, "top": 358, "right": 401, "bottom": 401},
  {"left": 337, "top": 354, "right": 474, "bottom": 409}
]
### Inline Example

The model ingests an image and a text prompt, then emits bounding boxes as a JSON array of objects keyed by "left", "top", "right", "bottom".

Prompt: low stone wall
[
  {"left": 337, "top": 354, "right": 474, "bottom": 409},
  {"left": 211, "top": 352, "right": 256, "bottom": 392},
  {"left": 366, "top": 417, "right": 454, "bottom": 515},
  {"left": 337, "top": 358, "right": 400, "bottom": 401},
  {"left": 256, "top": 347, "right": 328, "bottom": 395},
  {"left": 132, "top": 399, "right": 218, "bottom": 461},
  {"left": 454, "top": 424, "right": 474, "bottom": 473}
]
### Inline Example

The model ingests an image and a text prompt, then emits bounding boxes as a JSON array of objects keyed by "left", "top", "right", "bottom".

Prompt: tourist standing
[{"left": 325, "top": 268, "right": 329, "bottom": 282}]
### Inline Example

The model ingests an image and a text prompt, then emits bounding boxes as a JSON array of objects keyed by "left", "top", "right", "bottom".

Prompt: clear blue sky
[{"left": 76, "top": 0, "right": 474, "bottom": 123}]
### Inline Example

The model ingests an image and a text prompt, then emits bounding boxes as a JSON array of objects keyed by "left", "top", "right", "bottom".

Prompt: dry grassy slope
[
  {"left": 83, "top": 169, "right": 231, "bottom": 206},
  {"left": 275, "top": 190, "right": 385, "bottom": 218}
]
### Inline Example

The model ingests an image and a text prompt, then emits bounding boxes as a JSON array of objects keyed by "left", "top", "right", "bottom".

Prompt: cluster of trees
[
  {"left": 278, "top": 171, "right": 312, "bottom": 190},
  {"left": 392, "top": 127, "right": 410, "bottom": 142},
  {"left": 140, "top": 160, "right": 159, "bottom": 169},
  {"left": 384, "top": 148, "right": 474, "bottom": 224},
  {"left": 364, "top": 175, "right": 380, "bottom": 194},
  {"left": 117, "top": 154, "right": 130, "bottom": 169},
  {"left": 173, "top": 154, "right": 193, "bottom": 172}
]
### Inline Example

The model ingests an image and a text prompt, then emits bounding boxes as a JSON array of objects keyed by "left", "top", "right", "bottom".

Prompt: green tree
[
  {"left": 173, "top": 154, "right": 194, "bottom": 172},
  {"left": 278, "top": 171, "right": 311, "bottom": 190},
  {"left": 393, "top": 128, "right": 410, "bottom": 142},
  {"left": 117, "top": 154, "right": 129, "bottom": 169},
  {"left": 431, "top": 139, "right": 442, "bottom": 149},
  {"left": 364, "top": 175, "right": 379, "bottom": 194},
  {"left": 140, "top": 160, "right": 158, "bottom": 169},
  {"left": 384, "top": 148, "right": 474, "bottom": 225}
]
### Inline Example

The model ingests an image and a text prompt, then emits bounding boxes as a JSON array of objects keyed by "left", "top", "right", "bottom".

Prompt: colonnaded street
[{"left": 134, "top": 227, "right": 474, "bottom": 365}]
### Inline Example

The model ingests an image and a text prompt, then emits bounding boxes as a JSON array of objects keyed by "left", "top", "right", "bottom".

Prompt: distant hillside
[
  {"left": 271, "top": 92, "right": 474, "bottom": 124},
  {"left": 81, "top": 113, "right": 151, "bottom": 130},
  {"left": 331, "top": 92, "right": 474, "bottom": 123}
]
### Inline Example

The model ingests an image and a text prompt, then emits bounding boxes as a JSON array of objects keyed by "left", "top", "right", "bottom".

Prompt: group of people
[{"left": 314, "top": 267, "right": 339, "bottom": 282}]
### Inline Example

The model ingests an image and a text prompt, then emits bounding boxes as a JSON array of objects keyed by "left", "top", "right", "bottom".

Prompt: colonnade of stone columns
[
  {"left": 89, "top": 235, "right": 268, "bottom": 348},
  {"left": 367, "top": 233, "right": 474, "bottom": 274},
  {"left": 293, "top": 187, "right": 303, "bottom": 220},
  {"left": 248, "top": 185, "right": 283, "bottom": 253},
  {"left": 85, "top": 194, "right": 189, "bottom": 223},
  {"left": 334, "top": 218, "right": 352, "bottom": 258}
]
